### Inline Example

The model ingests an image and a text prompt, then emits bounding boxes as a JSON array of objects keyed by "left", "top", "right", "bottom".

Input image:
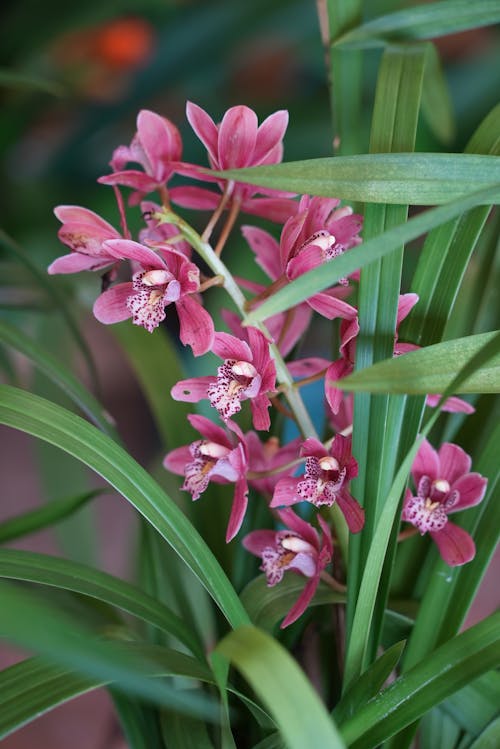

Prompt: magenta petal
[
  {"left": 48, "top": 253, "right": 113, "bottom": 275},
  {"left": 396, "top": 293, "right": 419, "bottom": 326},
  {"left": 103, "top": 239, "right": 164, "bottom": 267},
  {"left": 308, "top": 293, "right": 357, "bottom": 320},
  {"left": 438, "top": 443, "right": 471, "bottom": 484},
  {"left": 187, "top": 414, "right": 232, "bottom": 447},
  {"left": 137, "top": 110, "right": 181, "bottom": 182},
  {"left": 54, "top": 205, "right": 116, "bottom": 233},
  {"left": 163, "top": 445, "right": 192, "bottom": 475},
  {"left": 250, "top": 394, "right": 271, "bottom": 431},
  {"left": 226, "top": 479, "right": 249, "bottom": 542},
  {"left": 270, "top": 477, "right": 301, "bottom": 507},
  {"left": 430, "top": 522, "right": 476, "bottom": 566},
  {"left": 186, "top": 102, "right": 219, "bottom": 165},
  {"left": 241, "top": 225, "right": 282, "bottom": 281},
  {"left": 171, "top": 377, "right": 214, "bottom": 402},
  {"left": 281, "top": 576, "right": 318, "bottom": 628},
  {"left": 218, "top": 106, "right": 258, "bottom": 169},
  {"left": 253, "top": 110, "right": 288, "bottom": 164},
  {"left": 451, "top": 473, "right": 487, "bottom": 511},
  {"left": 337, "top": 490, "right": 365, "bottom": 533},
  {"left": 288, "top": 357, "right": 330, "bottom": 378},
  {"left": 276, "top": 509, "right": 319, "bottom": 549},
  {"left": 241, "top": 197, "right": 298, "bottom": 224},
  {"left": 427, "top": 395, "right": 475, "bottom": 414},
  {"left": 243, "top": 529, "right": 277, "bottom": 556},
  {"left": 301, "top": 438, "right": 326, "bottom": 459},
  {"left": 176, "top": 296, "right": 214, "bottom": 357},
  {"left": 286, "top": 244, "right": 324, "bottom": 279},
  {"left": 98, "top": 170, "right": 159, "bottom": 193},
  {"left": 325, "top": 360, "right": 352, "bottom": 414},
  {"left": 412, "top": 438, "right": 439, "bottom": 486},
  {"left": 212, "top": 332, "right": 252, "bottom": 362},
  {"left": 93, "top": 284, "right": 133, "bottom": 324},
  {"left": 170, "top": 185, "right": 220, "bottom": 210},
  {"left": 247, "top": 327, "right": 271, "bottom": 371}
]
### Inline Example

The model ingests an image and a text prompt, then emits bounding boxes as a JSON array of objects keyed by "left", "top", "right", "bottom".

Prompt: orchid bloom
[
  {"left": 170, "top": 102, "right": 296, "bottom": 223},
  {"left": 171, "top": 328, "right": 276, "bottom": 430},
  {"left": 243, "top": 509, "right": 333, "bottom": 628},
  {"left": 402, "top": 438, "right": 487, "bottom": 566},
  {"left": 164, "top": 414, "right": 248, "bottom": 541},
  {"left": 139, "top": 201, "right": 192, "bottom": 257},
  {"left": 92, "top": 239, "right": 214, "bottom": 356},
  {"left": 48, "top": 205, "right": 121, "bottom": 275},
  {"left": 271, "top": 435, "right": 364, "bottom": 533},
  {"left": 241, "top": 197, "right": 361, "bottom": 353},
  {"left": 245, "top": 432, "right": 302, "bottom": 496},
  {"left": 98, "top": 110, "right": 182, "bottom": 204}
]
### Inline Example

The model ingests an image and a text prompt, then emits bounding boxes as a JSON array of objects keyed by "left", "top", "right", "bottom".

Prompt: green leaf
[
  {"left": 333, "top": 0, "right": 500, "bottom": 48},
  {"left": 336, "top": 330, "right": 500, "bottom": 395},
  {"left": 0, "top": 640, "right": 214, "bottom": 741},
  {"left": 0, "top": 68, "right": 64, "bottom": 95},
  {"left": 421, "top": 43, "right": 455, "bottom": 144},
  {"left": 0, "top": 548, "right": 203, "bottom": 659},
  {"left": 340, "top": 612, "right": 500, "bottom": 749},
  {"left": 0, "top": 489, "right": 102, "bottom": 544},
  {"left": 218, "top": 153, "right": 500, "bottom": 205},
  {"left": 240, "top": 574, "right": 344, "bottom": 630},
  {"left": 333, "top": 641, "right": 405, "bottom": 726},
  {"left": 440, "top": 671, "right": 500, "bottom": 736},
  {"left": 469, "top": 715, "right": 500, "bottom": 749},
  {"left": 0, "top": 319, "right": 118, "bottom": 438},
  {"left": 110, "top": 690, "right": 164, "bottom": 749},
  {"left": 244, "top": 185, "right": 500, "bottom": 325},
  {"left": 217, "top": 625, "right": 346, "bottom": 749},
  {"left": 160, "top": 708, "right": 215, "bottom": 748},
  {"left": 0, "top": 385, "right": 249, "bottom": 630},
  {"left": 0, "top": 581, "right": 216, "bottom": 722}
]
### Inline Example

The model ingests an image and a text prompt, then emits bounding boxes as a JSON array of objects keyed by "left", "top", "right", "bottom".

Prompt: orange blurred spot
[{"left": 91, "top": 18, "right": 154, "bottom": 70}]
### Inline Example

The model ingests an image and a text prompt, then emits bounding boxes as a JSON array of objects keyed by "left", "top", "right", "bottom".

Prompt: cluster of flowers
[{"left": 49, "top": 104, "right": 487, "bottom": 627}]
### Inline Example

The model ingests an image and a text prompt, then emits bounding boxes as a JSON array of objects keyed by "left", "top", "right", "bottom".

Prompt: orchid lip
[
  {"left": 198, "top": 441, "right": 231, "bottom": 459},
  {"left": 319, "top": 456, "right": 340, "bottom": 472},
  {"left": 433, "top": 478, "right": 450, "bottom": 493},
  {"left": 231, "top": 360, "right": 257, "bottom": 378},
  {"left": 281, "top": 536, "right": 314, "bottom": 554}
]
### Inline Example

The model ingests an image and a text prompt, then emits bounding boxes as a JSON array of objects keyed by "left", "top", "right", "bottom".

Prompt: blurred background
[{"left": 0, "top": 0, "right": 499, "bottom": 746}]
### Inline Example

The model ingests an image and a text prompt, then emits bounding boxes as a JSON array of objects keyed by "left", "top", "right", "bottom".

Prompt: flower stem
[
  {"left": 214, "top": 195, "right": 241, "bottom": 257},
  {"left": 201, "top": 182, "right": 233, "bottom": 242}
]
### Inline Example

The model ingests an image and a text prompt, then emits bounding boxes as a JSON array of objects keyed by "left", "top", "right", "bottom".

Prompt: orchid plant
[{"left": 0, "top": 3, "right": 499, "bottom": 749}]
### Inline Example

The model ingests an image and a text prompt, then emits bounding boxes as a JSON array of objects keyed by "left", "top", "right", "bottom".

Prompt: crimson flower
[
  {"left": 48, "top": 205, "right": 121, "bottom": 275},
  {"left": 243, "top": 509, "right": 333, "bottom": 628},
  {"left": 164, "top": 414, "right": 248, "bottom": 541},
  {"left": 99, "top": 110, "right": 182, "bottom": 204},
  {"left": 271, "top": 435, "right": 364, "bottom": 533},
  {"left": 402, "top": 438, "right": 487, "bottom": 566},
  {"left": 170, "top": 102, "right": 296, "bottom": 223},
  {"left": 92, "top": 239, "right": 214, "bottom": 356},
  {"left": 245, "top": 432, "right": 302, "bottom": 497},
  {"left": 171, "top": 328, "right": 276, "bottom": 430}
]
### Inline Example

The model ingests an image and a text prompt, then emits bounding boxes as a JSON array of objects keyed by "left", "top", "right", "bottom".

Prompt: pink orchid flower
[
  {"left": 243, "top": 508, "right": 333, "bottom": 628},
  {"left": 402, "top": 438, "right": 487, "bottom": 566},
  {"left": 164, "top": 414, "right": 248, "bottom": 541},
  {"left": 245, "top": 433, "right": 302, "bottom": 497},
  {"left": 48, "top": 205, "right": 121, "bottom": 275},
  {"left": 242, "top": 197, "right": 361, "bottom": 352},
  {"left": 170, "top": 102, "right": 296, "bottom": 223},
  {"left": 325, "top": 294, "right": 474, "bottom": 415},
  {"left": 92, "top": 239, "right": 214, "bottom": 356},
  {"left": 98, "top": 110, "right": 182, "bottom": 204},
  {"left": 171, "top": 328, "right": 276, "bottom": 430},
  {"left": 270, "top": 435, "right": 364, "bottom": 533}
]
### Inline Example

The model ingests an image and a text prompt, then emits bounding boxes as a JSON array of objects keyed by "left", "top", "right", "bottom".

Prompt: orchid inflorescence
[{"left": 48, "top": 103, "right": 487, "bottom": 627}]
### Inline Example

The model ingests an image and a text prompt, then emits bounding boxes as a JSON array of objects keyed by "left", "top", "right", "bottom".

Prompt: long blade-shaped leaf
[
  {"left": 340, "top": 612, "right": 500, "bottom": 749},
  {"left": 217, "top": 153, "right": 500, "bottom": 205},
  {"left": 217, "top": 625, "right": 346, "bottom": 749},
  {"left": 244, "top": 185, "right": 500, "bottom": 324},
  {"left": 333, "top": 0, "right": 500, "bottom": 48},
  {"left": 0, "top": 385, "right": 249, "bottom": 629},
  {"left": 0, "top": 548, "right": 203, "bottom": 659}
]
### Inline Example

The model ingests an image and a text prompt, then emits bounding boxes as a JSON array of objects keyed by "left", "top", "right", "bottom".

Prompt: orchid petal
[
  {"left": 308, "top": 292, "right": 357, "bottom": 320},
  {"left": 301, "top": 438, "right": 327, "bottom": 459},
  {"left": 187, "top": 414, "right": 232, "bottom": 447},
  {"left": 218, "top": 106, "right": 258, "bottom": 169},
  {"left": 270, "top": 477, "right": 301, "bottom": 507},
  {"left": 412, "top": 438, "right": 439, "bottom": 487},
  {"left": 253, "top": 110, "right": 289, "bottom": 163},
  {"left": 93, "top": 284, "right": 133, "bottom": 324},
  {"left": 212, "top": 332, "right": 252, "bottom": 362},
  {"left": 396, "top": 293, "right": 419, "bottom": 326},
  {"left": 243, "top": 529, "right": 277, "bottom": 556},
  {"left": 250, "top": 394, "right": 271, "bottom": 431},
  {"left": 288, "top": 357, "right": 330, "bottom": 378},
  {"left": 186, "top": 101, "right": 219, "bottom": 165},
  {"left": 426, "top": 394, "right": 475, "bottom": 414},
  {"left": 451, "top": 473, "right": 488, "bottom": 511},
  {"left": 438, "top": 443, "right": 472, "bottom": 484},
  {"left": 163, "top": 445, "right": 192, "bottom": 475},
  {"left": 137, "top": 110, "right": 182, "bottom": 182},
  {"left": 48, "top": 253, "right": 113, "bottom": 275},
  {"left": 176, "top": 295, "right": 215, "bottom": 357},
  {"left": 281, "top": 576, "right": 318, "bottom": 628},
  {"left": 171, "top": 377, "right": 215, "bottom": 403},
  {"left": 98, "top": 170, "right": 160, "bottom": 193},
  {"left": 276, "top": 509, "right": 319, "bottom": 549},
  {"left": 336, "top": 490, "right": 365, "bottom": 534},
  {"left": 226, "top": 479, "right": 249, "bottom": 542},
  {"left": 170, "top": 185, "right": 220, "bottom": 210},
  {"left": 430, "top": 522, "right": 476, "bottom": 566},
  {"left": 241, "top": 225, "right": 282, "bottom": 280},
  {"left": 104, "top": 239, "right": 165, "bottom": 268}
]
